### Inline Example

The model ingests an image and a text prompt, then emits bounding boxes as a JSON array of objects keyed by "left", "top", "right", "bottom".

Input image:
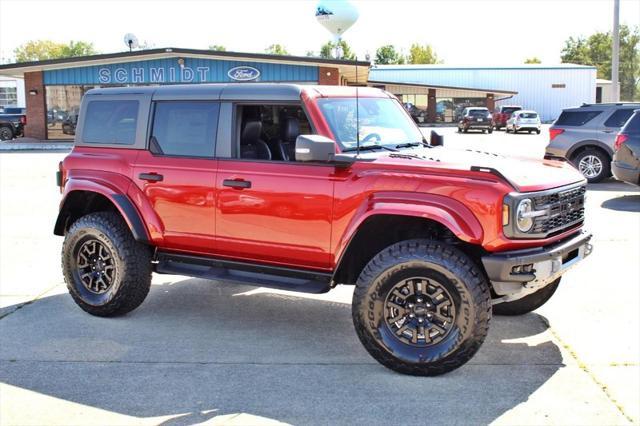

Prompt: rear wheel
[
  {"left": 352, "top": 239, "right": 491, "bottom": 376},
  {"left": 493, "top": 279, "right": 560, "bottom": 316},
  {"left": 573, "top": 148, "right": 610, "bottom": 183},
  {"left": 536, "top": 129, "right": 541, "bottom": 134},
  {"left": 62, "top": 212, "right": 153, "bottom": 317},
  {"left": 488, "top": 128, "right": 493, "bottom": 134},
  {"left": 0, "top": 126, "right": 13, "bottom": 141}
]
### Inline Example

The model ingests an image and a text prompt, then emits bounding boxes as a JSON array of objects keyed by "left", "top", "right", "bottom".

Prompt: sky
[{"left": 0, "top": 0, "right": 638, "bottom": 65}]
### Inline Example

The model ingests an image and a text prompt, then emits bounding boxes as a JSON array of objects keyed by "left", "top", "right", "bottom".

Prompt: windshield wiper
[
  {"left": 342, "top": 145, "right": 398, "bottom": 153},
  {"left": 395, "top": 142, "right": 425, "bottom": 149}
]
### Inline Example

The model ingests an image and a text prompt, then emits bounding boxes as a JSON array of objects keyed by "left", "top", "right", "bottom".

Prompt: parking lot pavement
[{"left": 1, "top": 141, "right": 638, "bottom": 425}]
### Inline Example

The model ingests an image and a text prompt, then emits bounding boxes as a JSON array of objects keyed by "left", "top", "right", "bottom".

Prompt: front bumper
[{"left": 482, "top": 230, "right": 593, "bottom": 299}]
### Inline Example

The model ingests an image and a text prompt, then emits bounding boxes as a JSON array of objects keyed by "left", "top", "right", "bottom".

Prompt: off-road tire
[
  {"left": 493, "top": 278, "right": 560, "bottom": 316},
  {"left": 62, "top": 212, "right": 153, "bottom": 317},
  {"left": 352, "top": 239, "right": 492, "bottom": 376},
  {"left": 572, "top": 148, "right": 611, "bottom": 183},
  {"left": 0, "top": 126, "right": 13, "bottom": 141}
]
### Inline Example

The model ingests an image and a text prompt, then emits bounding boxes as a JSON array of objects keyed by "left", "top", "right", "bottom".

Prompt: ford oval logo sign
[{"left": 228, "top": 66, "right": 261, "bottom": 81}]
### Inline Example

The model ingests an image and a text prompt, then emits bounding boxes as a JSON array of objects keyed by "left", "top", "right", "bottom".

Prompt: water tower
[{"left": 315, "top": 0, "right": 359, "bottom": 59}]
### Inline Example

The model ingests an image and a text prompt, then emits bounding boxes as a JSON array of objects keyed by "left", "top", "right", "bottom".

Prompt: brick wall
[
  {"left": 318, "top": 67, "right": 340, "bottom": 85},
  {"left": 24, "top": 71, "right": 47, "bottom": 140},
  {"left": 485, "top": 93, "right": 495, "bottom": 111}
]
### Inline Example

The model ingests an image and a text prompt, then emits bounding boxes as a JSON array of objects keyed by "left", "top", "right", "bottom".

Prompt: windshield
[{"left": 317, "top": 97, "right": 424, "bottom": 150}]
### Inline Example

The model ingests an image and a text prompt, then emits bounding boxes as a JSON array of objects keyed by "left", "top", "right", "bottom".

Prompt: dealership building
[{"left": 0, "top": 47, "right": 599, "bottom": 139}]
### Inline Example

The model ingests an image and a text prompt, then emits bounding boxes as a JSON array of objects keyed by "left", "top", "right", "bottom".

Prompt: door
[
  {"left": 215, "top": 160, "right": 335, "bottom": 270},
  {"left": 132, "top": 100, "right": 220, "bottom": 254},
  {"left": 214, "top": 102, "right": 335, "bottom": 271}
]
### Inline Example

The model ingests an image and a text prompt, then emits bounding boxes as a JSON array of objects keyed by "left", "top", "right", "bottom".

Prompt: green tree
[
  {"left": 208, "top": 44, "right": 227, "bottom": 52},
  {"left": 524, "top": 57, "right": 542, "bottom": 64},
  {"left": 407, "top": 43, "right": 440, "bottom": 64},
  {"left": 561, "top": 25, "right": 640, "bottom": 101},
  {"left": 265, "top": 44, "right": 289, "bottom": 56},
  {"left": 14, "top": 40, "right": 97, "bottom": 62},
  {"left": 319, "top": 40, "right": 356, "bottom": 60},
  {"left": 375, "top": 45, "right": 405, "bottom": 65}
]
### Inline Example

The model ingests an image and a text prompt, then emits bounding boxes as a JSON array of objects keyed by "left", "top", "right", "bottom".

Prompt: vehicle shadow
[
  {"left": 601, "top": 194, "right": 640, "bottom": 212},
  {"left": 0, "top": 278, "right": 564, "bottom": 425},
  {"left": 588, "top": 179, "right": 640, "bottom": 192}
]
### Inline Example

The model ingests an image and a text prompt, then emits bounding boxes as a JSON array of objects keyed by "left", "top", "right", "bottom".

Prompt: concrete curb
[{"left": 0, "top": 139, "right": 73, "bottom": 151}]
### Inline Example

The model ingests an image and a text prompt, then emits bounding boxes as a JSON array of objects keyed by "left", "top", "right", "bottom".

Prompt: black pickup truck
[{"left": 0, "top": 107, "right": 26, "bottom": 141}]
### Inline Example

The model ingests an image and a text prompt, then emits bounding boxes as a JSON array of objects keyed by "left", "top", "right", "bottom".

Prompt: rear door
[
  {"left": 132, "top": 100, "right": 220, "bottom": 254},
  {"left": 600, "top": 107, "right": 637, "bottom": 149}
]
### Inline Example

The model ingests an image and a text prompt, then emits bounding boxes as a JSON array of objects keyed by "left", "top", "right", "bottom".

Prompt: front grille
[{"left": 531, "top": 185, "right": 586, "bottom": 235}]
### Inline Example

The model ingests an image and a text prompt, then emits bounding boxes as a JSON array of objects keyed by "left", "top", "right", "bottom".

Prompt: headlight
[{"left": 516, "top": 199, "right": 534, "bottom": 232}]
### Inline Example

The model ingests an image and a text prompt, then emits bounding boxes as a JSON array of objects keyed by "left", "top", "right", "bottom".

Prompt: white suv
[{"left": 506, "top": 110, "right": 541, "bottom": 134}]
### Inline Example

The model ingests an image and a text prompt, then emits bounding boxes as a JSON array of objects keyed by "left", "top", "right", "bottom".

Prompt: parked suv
[
  {"left": 506, "top": 110, "right": 541, "bottom": 134},
  {"left": 0, "top": 106, "right": 26, "bottom": 140},
  {"left": 612, "top": 109, "right": 640, "bottom": 186},
  {"left": 546, "top": 102, "right": 640, "bottom": 183},
  {"left": 493, "top": 105, "right": 522, "bottom": 130},
  {"left": 457, "top": 107, "right": 493, "bottom": 133},
  {"left": 54, "top": 84, "right": 592, "bottom": 376}
]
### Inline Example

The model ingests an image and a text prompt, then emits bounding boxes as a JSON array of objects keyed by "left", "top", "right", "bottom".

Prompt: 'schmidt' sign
[
  {"left": 97, "top": 65, "right": 261, "bottom": 84},
  {"left": 227, "top": 66, "right": 261, "bottom": 81}
]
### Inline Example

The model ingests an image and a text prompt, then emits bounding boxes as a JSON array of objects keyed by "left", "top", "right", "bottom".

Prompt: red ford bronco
[{"left": 54, "top": 84, "right": 592, "bottom": 376}]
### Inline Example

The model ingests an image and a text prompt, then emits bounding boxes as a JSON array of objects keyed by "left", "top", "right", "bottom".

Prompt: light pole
[{"left": 612, "top": 0, "right": 620, "bottom": 102}]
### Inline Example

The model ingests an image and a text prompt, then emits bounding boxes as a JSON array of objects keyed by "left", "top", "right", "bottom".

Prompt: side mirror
[
  {"left": 430, "top": 130, "right": 444, "bottom": 147},
  {"left": 295, "top": 135, "right": 355, "bottom": 166}
]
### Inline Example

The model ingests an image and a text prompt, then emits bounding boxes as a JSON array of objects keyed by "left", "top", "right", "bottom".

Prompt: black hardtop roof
[{"left": 85, "top": 83, "right": 307, "bottom": 100}]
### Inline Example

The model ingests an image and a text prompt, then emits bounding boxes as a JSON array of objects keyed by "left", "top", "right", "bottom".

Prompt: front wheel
[
  {"left": 493, "top": 279, "right": 560, "bottom": 316},
  {"left": 488, "top": 128, "right": 493, "bottom": 134},
  {"left": 62, "top": 212, "right": 153, "bottom": 317},
  {"left": 536, "top": 129, "right": 541, "bottom": 134},
  {"left": 352, "top": 240, "right": 491, "bottom": 376}
]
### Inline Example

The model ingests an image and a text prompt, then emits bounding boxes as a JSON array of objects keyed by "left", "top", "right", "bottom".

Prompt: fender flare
[
  {"left": 333, "top": 192, "right": 485, "bottom": 268},
  {"left": 53, "top": 177, "right": 151, "bottom": 244}
]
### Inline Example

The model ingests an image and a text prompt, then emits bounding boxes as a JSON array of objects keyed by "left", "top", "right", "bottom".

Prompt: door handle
[
  {"left": 139, "top": 173, "right": 163, "bottom": 182},
  {"left": 223, "top": 179, "right": 251, "bottom": 189}
]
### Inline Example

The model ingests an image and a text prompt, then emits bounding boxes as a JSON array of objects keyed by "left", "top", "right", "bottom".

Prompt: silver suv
[{"left": 546, "top": 103, "right": 640, "bottom": 183}]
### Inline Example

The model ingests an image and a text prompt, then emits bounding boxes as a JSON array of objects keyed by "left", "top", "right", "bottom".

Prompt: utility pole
[{"left": 612, "top": 0, "right": 620, "bottom": 102}]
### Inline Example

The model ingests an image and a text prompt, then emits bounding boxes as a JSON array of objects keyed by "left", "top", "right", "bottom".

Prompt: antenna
[
  {"left": 355, "top": 56, "right": 360, "bottom": 156},
  {"left": 123, "top": 33, "right": 139, "bottom": 52}
]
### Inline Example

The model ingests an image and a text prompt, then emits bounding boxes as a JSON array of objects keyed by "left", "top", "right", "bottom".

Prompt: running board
[{"left": 154, "top": 252, "right": 332, "bottom": 294}]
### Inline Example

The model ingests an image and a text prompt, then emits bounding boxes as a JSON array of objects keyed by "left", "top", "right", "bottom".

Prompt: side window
[
  {"left": 236, "top": 104, "right": 312, "bottom": 162},
  {"left": 604, "top": 109, "right": 635, "bottom": 128},
  {"left": 83, "top": 100, "right": 138, "bottom": 145},
  {"left": 151, "top": 101, "right": 219, "bottom": 157},
  {"left": 555, "top": 110, "right": 602, "bottom": 126}
]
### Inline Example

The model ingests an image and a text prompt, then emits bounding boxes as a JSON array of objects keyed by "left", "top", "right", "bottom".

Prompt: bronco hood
[{"left": 370, "top": 147, "right": 586, "bottom": 192}]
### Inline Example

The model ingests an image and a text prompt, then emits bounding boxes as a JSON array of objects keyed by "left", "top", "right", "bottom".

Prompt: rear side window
[
  {"left": 555, "top": 110, "right": 601, "bottom": 126},
  {"left": 83, "top": 100, "right": 139, "bottom": 145},
  {"left": 151, "top": 101, "right": 219, "bottom": 157},
  {"left": 604, "top": 109, "right": 635, "bottom": 128},
  {"left": 622, "top": 112, "right": 640, "bottom": 133}
]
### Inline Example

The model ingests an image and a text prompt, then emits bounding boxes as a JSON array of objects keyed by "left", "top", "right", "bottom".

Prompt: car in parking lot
[
  {"left": 54, "top": 83, "right": 592, "bottom": 377},
  {"left": 457, "top": 107, "right": 493, "bottom": 133},
  {"left": 612, "top": 109, "right": 640, "bottom": 186},
  {"left": 493, "top": 105, "right": 522, "bottom": 130},
  {"left": 506, "top": 110, "right": 541, "bottom": 134},
  {"left": 0, "top": 107, "right": 26, "bottom": 141},
  {"left": 546, "top": 102, "right": 640, "bottom": 183}
]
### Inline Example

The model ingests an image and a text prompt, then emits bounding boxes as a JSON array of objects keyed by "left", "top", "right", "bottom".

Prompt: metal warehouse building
[{"left": 369, "top": 64, "right": 598, "bottom": 123}]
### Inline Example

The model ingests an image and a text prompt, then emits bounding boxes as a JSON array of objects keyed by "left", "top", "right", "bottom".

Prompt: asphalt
[{"left": 0, "top": 128, "right": 638, "bottom": 425}]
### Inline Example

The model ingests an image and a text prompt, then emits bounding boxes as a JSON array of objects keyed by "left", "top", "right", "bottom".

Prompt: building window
[
  {"left": 0, "top": 86, "right": 17, "bottom": 107},
  {"left": 45, "top": 85, "right": 98, "bottom": 139}
]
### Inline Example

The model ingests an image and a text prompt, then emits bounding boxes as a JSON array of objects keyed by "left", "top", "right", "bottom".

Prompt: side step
[{"left": 154, "top": 251, "right": 332, "bottom": 294}]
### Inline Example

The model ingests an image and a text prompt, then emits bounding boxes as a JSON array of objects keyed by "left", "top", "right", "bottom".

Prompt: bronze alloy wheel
[{"left": 74, "top": 238, "right": 117, "bottom": 294}]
